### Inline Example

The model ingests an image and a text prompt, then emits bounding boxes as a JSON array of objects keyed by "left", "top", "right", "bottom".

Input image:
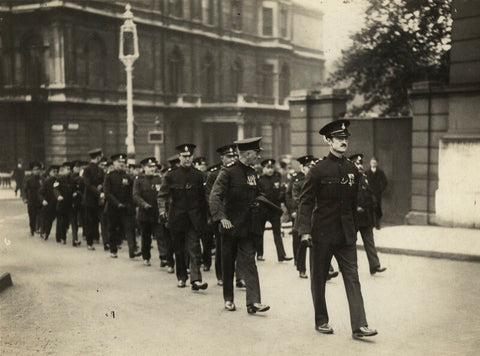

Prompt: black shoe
[
  {"left": 87, "top": 245, "right": 95, "bottom": 251},
  {"left": 247, "top": 303, "right": 270, "bottom": 314},
  {"left": 256, "top": 256, "right": 265, "bottom": 261},
  {"left": 279, "top": 256, "right": 293, "bottom": 262},
  {"left": 130, "top": 251, "right": 142, "bottom": 258},
  {"left": 315, "top": 323, "right": 334, "bottom": 334},
  {"left": 104, "top": 243, "right": 110, "bottom": 251},
  {"left": 299, "top": 272, "right": 308, "bottom": 279},
  {"left": 352, "top": 326, "right": 378, "bottom": 339},
  {"left": 160, "top": 259, "right": 168, "bottom": 268},
  {"left": 203, "top": 265, "right": 210, "bottom": 272},
  {"left": 72, "top": 241, "right": 81, "bottom": 247},
  {"left": 327, "top": 271, "right": 339, "bottom": 280},
  {"left": 224, "top": 301, "right": 236, "bottom": 311},
  {"left": 236, "top": 280, "right": 246, "bottom": 289},
  {"left": 191, "top": 281, "right": 208, "bottom": 291},
  {"left": 62, "top": 239, "right": 66, "bottom": 245},
  {"left": 177, "top": 280, "right": 186, "bottom": 288},
  {"left": 371, "top": 266, "right": 387, "bottom": 275}
]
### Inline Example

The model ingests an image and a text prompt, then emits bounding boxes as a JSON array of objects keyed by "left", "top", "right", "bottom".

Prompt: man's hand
[
  {"left": 357, "top": 206, "right": 364, "bottom": 212},
  {"left": 143, "top": 203, "right": 152, "bottom": 209},
  {"left": 117, "top": 203, "right": 125, "bottom": 209},
  {"left": 220, "top": 219, "right": 233, "bottom": 230},
  {"left": 57, "top": 195, "right": 64, "bottom": 201},
  {"left": 100, "top": 192, "right": 105, "bottom": 199},
  {"left": 42, "top": 200, "right": 48, "bottom": 206},
  {"left": 97, "top": 185, "right": 103, "bottom": 191},
  {"left": 291, "top": 211, "right": 297, "bottom": 219},
  {"left": 300, "top": 234, "right": 313, "bottom": 248}
]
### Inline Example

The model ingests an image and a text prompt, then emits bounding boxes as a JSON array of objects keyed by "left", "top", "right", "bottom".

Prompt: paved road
[{"left": 1, "top": 199, "right": 479, "bottom": 355}]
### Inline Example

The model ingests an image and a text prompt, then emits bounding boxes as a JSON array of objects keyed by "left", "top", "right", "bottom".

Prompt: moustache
[{"left": 340, "top": 144, "right": 347, "bottom": 147}]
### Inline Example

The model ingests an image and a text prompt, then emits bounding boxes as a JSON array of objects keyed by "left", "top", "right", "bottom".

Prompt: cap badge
[
  {"left": 184, "top": 146, "right": 188, "bottom": 152},
  {"left": 341, "top": 123, "right": 345, "bottom": 130}
]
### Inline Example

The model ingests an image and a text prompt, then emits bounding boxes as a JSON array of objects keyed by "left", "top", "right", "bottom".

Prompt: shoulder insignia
[{"left": 226, "top": 162, "right": 235, "bottom": 167}]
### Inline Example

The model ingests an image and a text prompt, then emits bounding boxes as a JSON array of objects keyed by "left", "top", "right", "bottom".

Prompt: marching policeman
[
  {"left": 53, "top": 162, "right": 81, "bottom": 246},
  {"left": 104, "top": 154, "right": 139, "bottom": 259},
  {"left": 204, "top": 144, "right": 237, "bottom": 285},
  {"left": 158, "top": 144, "right": 208, "bottom": 291},
  {"left": 82, "top": 148, "right": 105, "bottom": 251},
  {"left": 349, "top": 154, "right": 387, "bottom": 275},
  {"left": 297, "top": 119, "right": 378, "bottom": 339},
  {"left": 209, "top": 137, "right": 270, "bottom": 314},
  {"left": 133, "top": 157, "right": 161, "bottom": 266},
  {"left": 70, "top": 161, "right": 84, "bottom": 246},
  {"left": 257, "top": 159, "right": 292, "bottom": 262},
  {"left": 23, "top": 162, "right": 43, "bottom": 236},
  {"left": 38, "top": 165, "right": 59, "bottom": 240}
]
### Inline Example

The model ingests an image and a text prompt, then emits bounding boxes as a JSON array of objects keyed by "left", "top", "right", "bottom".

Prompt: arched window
[
  {"left": 84, "top": 34, "right": 106, "bottom": 88},
  {"left": 230, "top": 59, "right": 243, "bottom": 95},
  {"left": 279, "top": 64, "right": 290, "bottom": 103},
  {"left": 202, "top": 52, "right": 215, "bottom": 99},
  {"left": 169, "top": 47, "right": 184, "bottom": 95},
  {"left": 21, "top": 32, "right": 45, "bottom": 87}
]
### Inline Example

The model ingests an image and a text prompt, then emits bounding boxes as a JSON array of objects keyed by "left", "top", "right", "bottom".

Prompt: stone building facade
[{"left": 0, "top": 0, "right": 324, "bottom": 168}]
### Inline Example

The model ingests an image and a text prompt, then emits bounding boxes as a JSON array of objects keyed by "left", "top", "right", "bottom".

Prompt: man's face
[
  {"left": 245, "top": 150, "right": 261, "bottom": 166},
  {"left": 220, "top": 153, "right": 236, "bottom": 166},
  {"left": 328, "top": 136, "right": 349, "bottom": 154},
  {"left": 144, "top": 165, "right": 156, "bottom": 175},
  {"left": 73, "top": 166, "right": 81, "bottom": 174},
  {"left": 194, "top": 162, "right": 207, "bottom": 172},
  {"left": 32, "top": 167, "right": 41, "bottom": 176},
  {"left": 60, "top": 166, "right": 70, "bottom": 176},
  {"left": 370, "top": 159, "right": 378, "bottom": 169},
  {"left": 179, "top": 153, "right": 192, "bottom": 167},
  {"left": 263, "top": 165, "right": 274, "bottom": 176},
  {"left": 354, "top": 161, "right": 364, "bottom": 172},
  {"left": 113, "top": 160, "right": 125, "bottom": 171},
  {"left": 49, "top": 169, "right": 58, "bottom": 177}
]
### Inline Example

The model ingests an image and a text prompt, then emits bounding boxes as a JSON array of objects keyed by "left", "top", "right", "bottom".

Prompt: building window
[
  {"left": 169, "top": 47, "right": 184, "bottom": 95},
  {"left": 262, "top": 7, "right": 273, "bottom": 36},
  {"left": 231, "top": 0, "right": 242, "bottom": 31},
  {"left": 202, "top": 53, "right": 215, "bottom": 99},
  {"left": 205, "top": 0, "right": 214, "bottom": 25},
  {"left": 279, "top": 64, "right": 290, "bottom": 103},
  {"left": 261, "top": 64, "right": 274, "bottom": 97},
  {"left": 84, "top": 35, "right": 106, "bottom": 88},
  {"left": 169, "top": 0, "right": 183, "bottom": 18},
  {"left": 21, "top": 33, "right": 45, "bottom": 87},
  {"left": 191, "top": 0, "right": 202, "bottom": 20},
  {"left": 280, "top": 6, "right": 288, "bottom": 38},
  {"left": 230, "top": 59, "right": 243, "bottom": 94}
]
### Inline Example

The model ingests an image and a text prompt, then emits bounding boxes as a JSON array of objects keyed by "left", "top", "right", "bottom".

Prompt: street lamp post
[{"left": 119, "top": 3, "right": 139, "bottom": 163}]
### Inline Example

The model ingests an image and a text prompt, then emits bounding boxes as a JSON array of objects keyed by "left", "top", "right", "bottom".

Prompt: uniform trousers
[
  {"left": 156, "top": 224, "right": 174, "bottom": 267},
  {"left": 310, "top": 241, "right": 367, "bottom": 331},
  {"left": 170, "top": 227, "right": 203, "bottom": 284},
  {"left": 292, "top": 228, "right": 307, "bottom": 273},
  {"left": 258, "top": 211, "right": 287, "bottom": 260},
  {"left": 56, "top": 209, "right": 79, "bottom": 244},
  {"left": 201, "top": 223, "right": 214, "bottom": 268},
  {"left": 213, "top": 222, "right": 222, "bottom": 281},
  {"left": 358, "top": 227, "right": 380, "bottom": 272},
  {"left": 84, "top": 206, "right": 100, "bottom": 246},
  {"left": 41, "top": 205, "right": 56, "bottom": 238},
  {"left": 139, "top": 221, "right": 161, "bottom": 261},
  {"left": 27, "top": 204, "right": 41, "bottom": 235},
  {"left": 108, "top": 209, "right": 136, "bottom": 256},
  {"left": 99, "top": 208, "right": 109, "bottom": 248},
  {"left": 222, "top": 233, "right": 261, "bottom": 306}
]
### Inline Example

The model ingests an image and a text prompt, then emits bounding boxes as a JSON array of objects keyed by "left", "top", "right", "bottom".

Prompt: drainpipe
[{"left": 426, "top": 83, "right": 432, "bottom": 225}]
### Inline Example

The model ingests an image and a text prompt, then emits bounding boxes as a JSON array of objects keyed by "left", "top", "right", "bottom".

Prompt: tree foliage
[{"left": 327, "top": 0, "right": 452, "bottom": 116}]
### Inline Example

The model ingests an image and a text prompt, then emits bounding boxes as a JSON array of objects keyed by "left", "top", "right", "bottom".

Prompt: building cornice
[{"left": 0, "top": 0, "right": 324, "bottom": 61}]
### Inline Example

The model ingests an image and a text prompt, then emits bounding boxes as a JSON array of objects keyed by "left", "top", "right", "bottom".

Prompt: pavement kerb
[{"left": 357, "top": 245, "right": 480, "bottom": 263}]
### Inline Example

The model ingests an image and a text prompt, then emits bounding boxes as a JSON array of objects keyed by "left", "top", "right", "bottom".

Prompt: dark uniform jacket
[
  {"left": 53, "top": 175, "right": 73, "bottom": 212},
  {"left": 70, "top": 173, "right": 83, "bottom": 210},
  {"left": 209, "top": 161, "right": 262, "bottom": 237},
  {"left": 284, "top": 172, "right": 298, "bottom": 214},
  {"left": 158, "top": 166, "right": 206, "bottom": 232},
  {"left": 133, "top": 174, "right": 161, "bottom": 223},
  {"left": 291, "top": 172, "right": 305, "bottom": 232},
  {"left": 82, "top": 162, "right": 104, "bottom": 207},
  {"left": 23, "top": 175, "right": 42, "bottom": 207},
  {"left": 104, "top": 170, "right": 134, "bottom": 215},
  {"left": 39, "top": 176, "right": 56, "bottom": 206},
  {"left": 258, "top": 172, "right": 285, "bottom": 208},
  {"left": 297, "top": 153, "right": 360, "bottom": 245},
  {"left": 204, "top": 166, "right": 221, "bottom": 203},
  {"left": 357, "top": 173, "right": 375, "bottom": 228},
  {"left": 365, "top": 168, "right": 387, "bottom": 200}
]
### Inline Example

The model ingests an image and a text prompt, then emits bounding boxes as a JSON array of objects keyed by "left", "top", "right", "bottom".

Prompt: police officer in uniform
[
  {"left": 104, "top": 154, "right": 139, "bottom": 259},
  {"left": 38, "top": 165, "right": 59, "bottom": 240},
  {"left": 23, "top": 162, "right": 43, "bottom": 236},
  {"left": 70, "top": 161, "right": 84, "bottom": 246},
  {"left": 210, "top": 137, "right": 270, "bottom": 314},
  {"left": 133, "top": 157, "right": 161, "bottom": 266},
  {"left": 349, "top": 154, "right": 387, "bottom": 275},
  {"left": 158, "top": 144, "right": 208, "bottom": 291},
  {"left": 257, "top": 159, "right": 293, "bottom": 262},
  {"left": 297, "top": 120, "right": 378, "bottom": 339},
  {"left": 82, "top": 148, "right": 105, "bottom": 251}
]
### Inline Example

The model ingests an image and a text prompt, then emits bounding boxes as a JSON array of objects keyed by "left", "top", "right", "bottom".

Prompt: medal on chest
[
  {"left": 122, "top": 178, "right": 129, "bottom": 186},
  {"left": 247, "top": 175, "right": 256, "bottom": 186},
  {"left": 274, "top": 182, "right": 280, "bottom": 189}
]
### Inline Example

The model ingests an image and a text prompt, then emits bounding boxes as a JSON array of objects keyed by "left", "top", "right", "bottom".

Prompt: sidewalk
[
  {"left": 357, "top": 225, "right": 480, "bottom": 262},
  {"left": 0, "top": 188, "right": 19, "bottom": 201}
]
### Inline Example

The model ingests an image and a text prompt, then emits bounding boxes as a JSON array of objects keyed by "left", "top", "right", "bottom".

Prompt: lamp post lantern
[{"left": 119, "top": 3, "right": 139, "bottom": 163}]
